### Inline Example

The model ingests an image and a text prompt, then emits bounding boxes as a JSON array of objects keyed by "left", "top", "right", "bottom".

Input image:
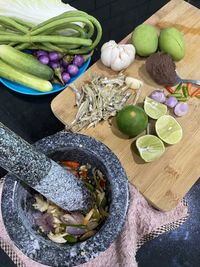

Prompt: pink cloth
[{"left": 0, "top": 183, "right": 188, "bottom": 267}]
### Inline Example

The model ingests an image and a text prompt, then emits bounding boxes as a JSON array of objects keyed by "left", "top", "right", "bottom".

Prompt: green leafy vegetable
[{"left": 0, "top": 0, "right": 77, "bottom": 25}]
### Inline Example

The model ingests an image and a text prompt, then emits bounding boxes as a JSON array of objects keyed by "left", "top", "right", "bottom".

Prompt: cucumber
[
  {"left": 0, "top": 59, "right": 53, "bottom": 92},
  {"left": 0, "top": 45, "right": 53, "bottom": 80}
]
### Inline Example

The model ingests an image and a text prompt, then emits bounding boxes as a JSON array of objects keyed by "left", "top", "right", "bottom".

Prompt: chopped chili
[
  {"left": 187, "top": 83, "right": 193, "bottom": 96},
  {"left": 165, "top": 86, "right": 174, "bottom": 94},
  {"left": 191, "top": 87, "right": 200, "bottom": 97}
]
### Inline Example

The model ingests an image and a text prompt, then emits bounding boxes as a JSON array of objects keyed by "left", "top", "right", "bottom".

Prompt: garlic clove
[
  {"left": 101, "top": 40, "right": 116, "bottom": 52},
  {"left": 125, "top": 77, "right": 143, "bottom": 89},
  {"left": 47, "top": 232, "right": 67, "bottom": 244},
  {"left": 111, "top": 56, "right": 124, "bottom": 71},
  {"left": 32, "top": 194, "right": 49, "bottom": 212},
  {"left": 101, "top": 48, "right": 113, "bottom": 67},
  {"left": 123, "top": 45, "right": 135, "bottom": 62}
]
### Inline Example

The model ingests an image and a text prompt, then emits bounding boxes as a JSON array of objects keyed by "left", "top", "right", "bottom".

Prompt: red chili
[
  {"left": 80, "top": 170, "right": 88, "bottom": 177},
  {"left": 165, "top": 86, "right": 174, "bottom": 94},
  {"left": 61, "top": 161, "right": 79, "bottom": 169},
  {"left": 99, "top": 179, "right": 106, "bottom": 189}
]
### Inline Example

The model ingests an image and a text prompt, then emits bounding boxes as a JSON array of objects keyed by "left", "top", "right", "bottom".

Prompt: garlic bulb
[
  {"left": 125, "top": 77, "right": 143, "bottom": 89},
  {"left": 101, "top": 40, "right": 135, "bottom": 71}
]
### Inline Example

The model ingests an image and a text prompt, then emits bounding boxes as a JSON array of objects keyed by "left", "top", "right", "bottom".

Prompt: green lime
[
  {"left": 116, "top": 105, "right": 148, "bottom": 136},
  {"left": 136, "top": 135, "right": 165, "bottom": 162},
  {"left": 144, "top": 96, "right": 167, "bottom": 119},
  {"left": 155, "top": 115, "right": 183, "bottom": 144}
]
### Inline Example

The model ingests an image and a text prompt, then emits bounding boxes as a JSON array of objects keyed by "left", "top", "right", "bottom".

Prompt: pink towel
[{"left": 0, "top": 182, "right": 188, "bottom": 267}]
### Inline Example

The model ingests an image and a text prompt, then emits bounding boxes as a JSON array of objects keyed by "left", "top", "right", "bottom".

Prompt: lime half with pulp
[
  {"left": 144, "top": 96, "right": 167, "bottom": 119},
  {"left": 136, "top": 135, "right": 165, "bottom": 162},
  {"left": 155, "top": 115, "right": 183, "bottom": 144}
]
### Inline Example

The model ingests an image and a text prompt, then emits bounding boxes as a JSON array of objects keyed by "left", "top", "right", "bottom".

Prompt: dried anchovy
[{"left": 66, "top": 74, "right": 135, "bottom": 132}]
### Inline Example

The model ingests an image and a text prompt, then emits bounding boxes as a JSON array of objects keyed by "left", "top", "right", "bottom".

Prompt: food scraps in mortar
[{"left": 32, "top": 161, "right": 108, "bottom": 244}]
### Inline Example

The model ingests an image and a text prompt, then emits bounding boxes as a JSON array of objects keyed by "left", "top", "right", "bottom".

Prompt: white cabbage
[{"left": 0, "top": 0, "right": 77, "bottom": 25}]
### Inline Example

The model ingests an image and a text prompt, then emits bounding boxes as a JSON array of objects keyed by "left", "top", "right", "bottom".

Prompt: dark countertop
[{"left": 0, "top": 1, "right": 200, "bottom": 266}]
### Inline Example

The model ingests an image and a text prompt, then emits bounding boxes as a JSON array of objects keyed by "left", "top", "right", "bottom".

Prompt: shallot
[
  {"left": 174, "top": 102, "right": 188, "bottom": 117},
  {"left": 165, "top": 96, "right": 178, "bottom": 108},
  {"left": 150, "top": 90, "right": 166, "bottom": 103}
]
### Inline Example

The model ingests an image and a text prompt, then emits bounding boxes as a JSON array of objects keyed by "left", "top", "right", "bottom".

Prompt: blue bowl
[{"left": 0, "top": 57, "right": 91, "bottom": 96}]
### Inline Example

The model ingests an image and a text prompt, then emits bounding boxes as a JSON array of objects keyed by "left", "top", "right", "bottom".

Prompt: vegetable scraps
[{"left": 32, "top": 161, "right": 108, "bottom": 244}]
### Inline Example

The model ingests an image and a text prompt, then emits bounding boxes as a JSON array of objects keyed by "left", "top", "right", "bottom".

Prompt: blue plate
[{"left": 0, "top": 57, "right": 91, "bottom": 96}]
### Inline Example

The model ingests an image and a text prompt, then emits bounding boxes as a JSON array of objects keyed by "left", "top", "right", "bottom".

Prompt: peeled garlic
[
  {"left": 47, "top": 232, "right": 67, "bottom": 244},
  {"left": 125, "top": 77, "right": 143, "bottom": 89},
  {"left": 32, "top": 194, "right": 49, "bottom": 212}
]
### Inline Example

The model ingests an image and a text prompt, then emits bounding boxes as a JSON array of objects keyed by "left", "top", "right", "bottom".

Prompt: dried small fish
[
  {"left": 69, "top": 83, "right": 81, "bottom": 106},
  {"left": 66, "top": 74, "right": 142, "bottom": 132}
]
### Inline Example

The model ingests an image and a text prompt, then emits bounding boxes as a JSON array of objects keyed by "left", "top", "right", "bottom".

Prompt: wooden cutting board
[{"left": 51, "top": 0, "right": 200, "bottom": 211}]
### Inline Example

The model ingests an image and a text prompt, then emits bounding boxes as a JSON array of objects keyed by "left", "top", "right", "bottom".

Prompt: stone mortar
[
  {"left": 0, "top": 122, "right": 93, "bottom": 213},
  {"left": 1, "top": 132, "right": 129, "bottom": 267}
]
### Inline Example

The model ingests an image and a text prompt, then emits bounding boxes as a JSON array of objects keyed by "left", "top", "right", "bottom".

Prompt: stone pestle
[{"left": 0, "top": 122, "right": 93, "bottom": 213}]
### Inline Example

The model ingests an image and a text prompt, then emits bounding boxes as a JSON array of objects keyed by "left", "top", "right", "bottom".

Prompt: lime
[
  {"left": 144, "top": 96, "right": 167, "bottom": 119},
  {"left": 136, "top": 135, "right": 165, "bottom": 162},
  {"left": 155, "top": 115, "right": 183, "bottom": 144},
  {"left": 116, "top": 105, "right": 148, "bottom": 136}
]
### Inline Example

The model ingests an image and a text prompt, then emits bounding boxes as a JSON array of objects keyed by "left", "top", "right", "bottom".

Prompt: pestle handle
[{"left": 0, "top": 122, "right": 93, "bottom": 213}]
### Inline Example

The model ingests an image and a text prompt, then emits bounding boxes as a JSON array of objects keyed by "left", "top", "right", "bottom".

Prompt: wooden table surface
[{"left": 51, "top": 0, "right": 200, "bottom": 211}]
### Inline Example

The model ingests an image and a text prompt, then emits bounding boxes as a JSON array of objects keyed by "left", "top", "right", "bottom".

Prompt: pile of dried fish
[{"left": 66, "top": 74, "right": 142, "bottom": 132}]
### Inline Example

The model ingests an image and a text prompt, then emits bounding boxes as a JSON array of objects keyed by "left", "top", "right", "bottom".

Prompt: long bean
[
  {"left": 11, "top": 17, "right": 35, "bottom": 29},
  {"left": 40, "top": 43, "right": 64, "bottom": 53},
  {"left": 30, "top": 17, "right": 94, "bottom": 36},
  {"left": 0, "top": 11, "right": 102, "bottom": 55},
  {"left": 14, "top": 43, "right": 30, "bottom": 50},
  {"left": 67, "top": 15, "right": 102, "bottom": 54},
  {"left": 44, "top": 23, "right": 87, "bottom": 38},
  {"left": 0, "top": 16, "right": 29, "bottom": 33},
  {"left": 30, "top": 11, "right": 88, "bottom": 31},
  {"left": 0, "top": 35, "right": 92, "bottom": 46}
]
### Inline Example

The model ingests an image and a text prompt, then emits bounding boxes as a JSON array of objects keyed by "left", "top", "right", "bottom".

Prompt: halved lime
[
  {"left": 136, "top": 135, "right": 165, "bottom": 162},
  {"left": 155, "top": 115, "right": 183, "bottom": 144},
  {"left": 144, "top": 96, "right": 167, "bottom": 119}
]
